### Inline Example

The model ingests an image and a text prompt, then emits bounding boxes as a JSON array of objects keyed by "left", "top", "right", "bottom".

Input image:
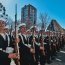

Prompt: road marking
[
  {"left": 56, "top": 58, "right": 62, "bottom": 62},
  {"left": 60, "top": 51, "right": 65, "bottom": 54}
]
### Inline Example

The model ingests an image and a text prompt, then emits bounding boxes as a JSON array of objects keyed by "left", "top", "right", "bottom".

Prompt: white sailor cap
[
  {"left": 26, "top": 29, "right": 30, "bottom": 32},
  {"left": 30, "top": 26, "right": 37, "bottom": 30},
  {"left": 18, "top": 23, "right": 26, "bottom": 28},
  {"left": 5, "top": 25, "right": 9, "bottom": 29}
]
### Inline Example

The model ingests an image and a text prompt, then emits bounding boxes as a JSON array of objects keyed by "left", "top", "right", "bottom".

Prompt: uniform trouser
[
  {"left": 40, "top": 54, "right": 46, "bottom": 65},
  {"left": 30, "top": 55, "right": 38, "bottom": 65},
  {"left": 45, "top": 48, "right": 52, "bottom": 63},
  {"left": 20, "top": 59, "right": 30, "bottom": 65},
  {"left": 51, "top": 44, "right": 56, "bottom": 55},
  {"left": 30, "top": 60, "right": 38, "bottom": 65}
]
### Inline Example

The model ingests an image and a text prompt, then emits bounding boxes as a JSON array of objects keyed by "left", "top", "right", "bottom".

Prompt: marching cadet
[
  {"left": 57, "top": 36, "right": 61, "bottom": 51},
  {"left": 0, "top": 18, "right": 17, "bottom": 65},
  {"left": 50, "top": 36, "right": 55, "bottom": 60},
  {"left": 59, "top": 35, "right": 62, "bottom": 49},
  {"left": 29, "top": 26, "right": 40, "bottom": 65},
  {"left": 61, "top": 35, "right": 65, "bottom": 48},
  {"left": 53, "top": 36, "right": 57, "bottom": 56},
  {"left": 44, "top": 35, "right": 52, "bottom": 64},
  {"left": 62, "top": 36, "right": 65, "bottom": 48},
  {"left": 4, "top": 25, "right": 14, "bottom": 47},
  {"left": 4, "top": 25, "right": 16, "bottom": 65},
  {"left": 56, "top": 35, "right": 59, "bottom": 52},
  {"left": 17, "top": 23, "right": 31, "bottom": 65},
  {"left": 39, "top": 29, "right": 46, "bottom": 65}
]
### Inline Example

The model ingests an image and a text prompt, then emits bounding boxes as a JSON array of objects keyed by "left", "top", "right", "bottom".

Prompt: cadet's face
[
  {"left": 31, "top": 29, "right": 37, "bottom": 35},
  {"left": 20, "top": 26, "right": 26, "bottom": 33},
  {"left": 0, "top": 21, "right": 5, "bottom": 30},
  {"left": 4, "top": 28, "right": 9, "bottom": 33}
]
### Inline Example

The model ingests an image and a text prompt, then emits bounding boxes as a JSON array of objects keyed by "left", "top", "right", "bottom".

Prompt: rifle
[
  {"left": 48, "top": 30, "right": 51, "bottom": 50},
  {"left": 40, "top": 30, "right": 45, "bottom": 55},
  {"left": 14, "top": 4, "right": 20, "bottom": 65},
  {"left": 40, "top": 21, "right": 45, "bottom": 55},
  {"left": 10, "top": 24, "right": 12, "bottom": 36},
  {"left": 31, "top": 27, "right": 36, "bottom": 61}
]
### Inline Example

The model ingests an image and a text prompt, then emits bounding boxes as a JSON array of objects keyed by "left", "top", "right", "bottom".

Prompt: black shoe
[
  {"left": 47, "top": 60, "right": 52, "bottom": 64},
  {"left": 51, "top": 57, "right": 55, "bottom": 60}
]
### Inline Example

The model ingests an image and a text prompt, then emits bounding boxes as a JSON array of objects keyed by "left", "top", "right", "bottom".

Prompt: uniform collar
[{"left": 0, "top": 33, "right": 6, "bottom": 40}]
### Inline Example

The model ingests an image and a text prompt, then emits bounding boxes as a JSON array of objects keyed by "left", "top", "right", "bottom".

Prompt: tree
[{"left": 39, "top": 13, "right": 50, "bottom": 31}]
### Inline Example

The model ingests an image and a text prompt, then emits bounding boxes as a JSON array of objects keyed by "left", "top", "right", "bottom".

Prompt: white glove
[{"left": 10, "top": 59, "right": 16, "bottom": 65}]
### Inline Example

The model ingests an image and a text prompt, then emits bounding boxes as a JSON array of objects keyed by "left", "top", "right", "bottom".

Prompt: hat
[
  {"left": 5, "top": 25, "right": 9, "bottom": 29},
  {"left": 26, "top": 29, "right": 30, "bottom": 32},
  {"left": 18, "top": 23, "right": 26, "bottom": 28},
  {"left": 30, "top": 26, "right": 37, "bottom": 30}
]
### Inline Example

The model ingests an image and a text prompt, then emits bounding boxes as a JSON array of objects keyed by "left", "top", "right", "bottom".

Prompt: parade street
[
  {"left": 0, "top": 1, "right": 65, "bottom": 65},
  {"left": 46, "top": 46, "right": 65, "bottom": 65}
]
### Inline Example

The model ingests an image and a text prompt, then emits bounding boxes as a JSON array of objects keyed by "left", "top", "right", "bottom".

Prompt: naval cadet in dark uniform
[
  {"left": 18, "top": 23, "right": 31, "bottom": 65},
  {"left": 44, "top": 36, "right": 52, "bottom": 64},
  {"left": 0, "top": 18, "right": 17, "bottom": 65},
  {"left": 4, "top": 25, "right": 14, "bottom": 48},
  {"left": 29, "top": 26, "right": 40, "bottom": 65},
  {"left": 4, "top": 25, "right": 17, "bottom": 65},
  {"left": 39, "top": 30, "right": 46, "bottom": 65}
]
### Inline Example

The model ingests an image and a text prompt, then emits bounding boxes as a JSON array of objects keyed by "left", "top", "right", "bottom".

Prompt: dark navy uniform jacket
[
  {"left": 18, "top": 34, "right": 31, "bottom": 65},
  {"left": 0, "top": 34, "right": 12, "bottom": 65},
  {"left": 29, "top": 35, "right": 40, "bottom": 62}
]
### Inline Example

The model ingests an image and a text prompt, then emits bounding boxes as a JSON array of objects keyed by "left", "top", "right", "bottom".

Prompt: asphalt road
[
  {"left": 11, "top": 46, "right": 65, "bottom": 65},
  {"left": 46, "top": 46, "right": 65, "bottom": 65}
]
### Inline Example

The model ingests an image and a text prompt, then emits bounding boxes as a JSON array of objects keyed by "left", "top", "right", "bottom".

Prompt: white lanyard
[
  {"left": 19, "top": 33, "right": 24, "bottom": 44},
  {"left": 7, "top": 34, "right": 10, "bottom": 46},
  {"left": 0, "top": 33, "right": 6, "bottom": 40},
  {"left": 5, "top": 33, "right": 10, "bottom": 46}
]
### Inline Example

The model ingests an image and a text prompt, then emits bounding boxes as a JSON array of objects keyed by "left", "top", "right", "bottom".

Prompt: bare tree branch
[{"left": 39, "top": 12, "right": 50, "bottom": 31}]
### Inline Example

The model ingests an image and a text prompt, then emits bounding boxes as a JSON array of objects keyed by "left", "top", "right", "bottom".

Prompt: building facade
[{"left": 21, "top": 4, "right": 37, "bottom": 28}]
